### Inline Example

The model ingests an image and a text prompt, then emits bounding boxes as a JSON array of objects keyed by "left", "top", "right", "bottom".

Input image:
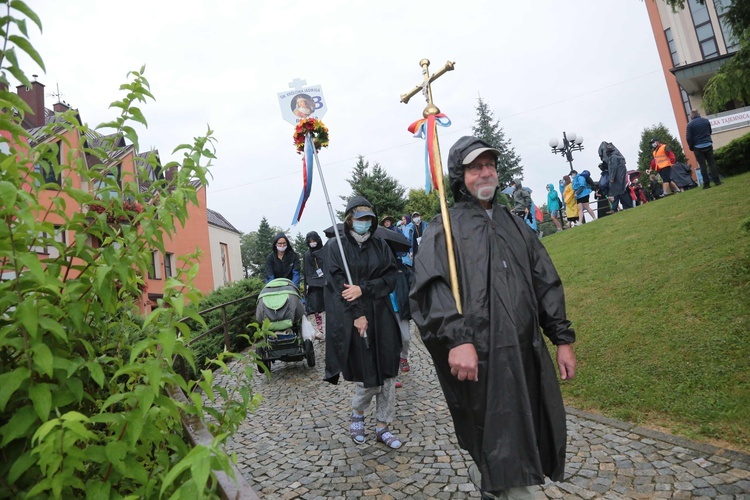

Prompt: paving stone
[{"left": 216, "top": 327, "right": 750, "bottom": 498}]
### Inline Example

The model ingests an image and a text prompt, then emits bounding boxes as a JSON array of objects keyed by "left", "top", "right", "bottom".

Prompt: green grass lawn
[{"left": 542, "top": 172, "right": 750, "bottom": 452}]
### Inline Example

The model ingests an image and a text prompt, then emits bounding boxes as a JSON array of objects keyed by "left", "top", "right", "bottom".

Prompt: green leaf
[
  {"left": 0, "top": 405, "right": 37, "bottom": 446},
  {"left": 8, "top": 35, "right": 45, "bottom": 71},
  {"left": 28, "top": 382, "right": 51, "bottom": 421},
  {"left": 0, "top": 180, "right": 17, "bottom": 208},
  {"left": 105, "top": 440, "right": 128, "bottom": 464},
  {"left": 158, "top": 328, "right": 175, "bottom": 360},
  {"left": 160, "top": 445, "right": 211, "bottom": 497},
  {"left": 190, "top": 454, "right": 211, "bottom": 492},
  {"left": 32, "top": 342, "right": 54, "bottom": 377},
  {"left": 7, "top": 449, "right": 36, "bottom": 484},
  {"left": 15, "top": 299, "right": 38, "bottom": 338},
  {"left": 85, "top": 479, "right": 110, "bottom": 500},
  {"left": 0, "top": 367, "right": 30, "bottom": 411},
  {"left": 38, "top": 316, "right": 68, "bottom": 342},
  {"left": 9, "top": 0, "right": 43, "bottom": 31},
  {"left": 86, "top": 360, "right": 105, "bottom": 388}
]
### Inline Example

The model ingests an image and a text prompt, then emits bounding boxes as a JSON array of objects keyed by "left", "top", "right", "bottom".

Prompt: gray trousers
[
  {"left": 399, "top": 319, "right": 410, "bottom": 359},
  {"left": 351, "top": 378, "right": 396, "bottom": 424}
]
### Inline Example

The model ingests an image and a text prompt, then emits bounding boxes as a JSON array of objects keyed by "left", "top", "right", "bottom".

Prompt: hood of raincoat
[
  {"left": 344, "top": 195, "right": 378, "bottom": 236},
  {"left": 546, "top": 183, "right": 555, "bottom": 191},
  {"left": 305, "top": 231, "right": 323, "bottom": 249},
  {"left": 271, "top": 232, "right": 295, "bottom": 253},
  {"left": 448, "top": 136, "right": 500, "bottom": 203},
  {"left": 598, "top": 141, "right": 623, "bottom": 161}
]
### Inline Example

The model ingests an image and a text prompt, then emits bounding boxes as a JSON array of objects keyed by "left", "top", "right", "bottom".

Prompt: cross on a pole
[
  {"left": 288, "top": 78, "right": 307, "bottom": 90},
  {"left": 400, "top": 59, "right": 455, "bottom": 117},
  {"left": 399, "top": 59, "right": 462, "bottom": 313}
]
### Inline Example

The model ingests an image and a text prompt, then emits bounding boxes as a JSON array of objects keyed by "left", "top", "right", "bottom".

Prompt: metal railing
[{"left": 171, "top": 292, "right": 261, "bottom": 499}]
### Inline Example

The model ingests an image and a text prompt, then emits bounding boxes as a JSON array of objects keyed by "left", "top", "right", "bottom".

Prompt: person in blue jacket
[
  {"left": 264, "top": 233, "right": 301, "bottom": 287},
  {"left": 571, "top": 170, "right": 597, "bottom": 223},
  {"left": 546, "top": 183, "right": 563, "bottom": 231},
  {"left": 686, "top": 110, "right": 722, "bottom": 189}
]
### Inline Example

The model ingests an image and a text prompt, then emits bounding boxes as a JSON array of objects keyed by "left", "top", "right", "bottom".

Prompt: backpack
[{"left": 581, "top": 170, "right": 597, "bottom": 191}]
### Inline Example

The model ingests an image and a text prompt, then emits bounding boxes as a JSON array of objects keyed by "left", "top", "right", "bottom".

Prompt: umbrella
[
  {"left": 627, "top": 170, "right": 641, "bottom": 182},
  {"left": 323, "top": 224, "right": 412, "bottom": 253},
  {"left": 500, "top": 186, "right": 515, "bottom": 196}
]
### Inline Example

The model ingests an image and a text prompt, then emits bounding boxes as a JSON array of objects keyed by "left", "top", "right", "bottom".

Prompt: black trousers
[
  {"left": 694, "top": 146, "right": 721, "bottom": 186},
  {"left": 611, "top": 193, "right": 633, "bottom": 212}
]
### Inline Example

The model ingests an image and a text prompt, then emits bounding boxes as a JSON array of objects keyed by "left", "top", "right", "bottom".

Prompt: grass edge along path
[{"left": 542, "top": 172, "right": 750, "bottom": 453}]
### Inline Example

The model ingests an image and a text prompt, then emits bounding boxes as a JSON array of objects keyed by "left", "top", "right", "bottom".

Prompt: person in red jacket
[{"left": 647, "top": 139, "right": 681, "bottom": 196}]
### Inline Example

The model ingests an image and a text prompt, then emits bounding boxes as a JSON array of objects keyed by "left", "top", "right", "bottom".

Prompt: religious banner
[{"left": 278, "top": 79, "right": 327, "bottom": 125}]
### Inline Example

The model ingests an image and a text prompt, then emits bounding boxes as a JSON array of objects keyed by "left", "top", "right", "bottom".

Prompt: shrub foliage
[
  {"left": 715, "top": 131, "right": 750, "bottom": 178},
  {"left": 0, "top": 4, "right": 256, "bottom": 497}
]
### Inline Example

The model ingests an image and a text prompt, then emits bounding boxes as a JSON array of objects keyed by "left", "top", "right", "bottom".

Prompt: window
[
  {"left": 220, "top": 243, "right": 230, "bottom": 284},
  {"left": 148, "top": 251, "right": 162, "bottom": 280},
  {"left": 715, "top": 0, "right": 739, "bottom": 53},
  {"left": 34, "top": 141, "right": 62, "bottom": 187},
  {"left": 93, "top": 163, "right": 122, "bottom": 200},
  {"left": 32, "top": 226, "right": 66, "bottom": 256},
  {"left": 680, "top": 86, "right": 692, "bottom": 119},
  {"left": 165, "top": 252, "right": 174, "bottom": 278},
  {"left": 688, "top": 0, "right": 718, "bottom": 59},
  {"left": 665, "top": 28, "right": 680, "bottom": 66}
]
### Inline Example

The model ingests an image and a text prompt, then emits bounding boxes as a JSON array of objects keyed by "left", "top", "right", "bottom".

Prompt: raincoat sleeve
[
  {"left": 410, "top": 217, "right": 473, "bottom": 349},
  {"left": 292, "top": 253, "right": 301, "bottom": 287},
  {"left": 359, "top": 246, "right": 398, "bottom": 300},
  {"left": 264, "top": 254, "right": 274, "bottom": 283},
  {"left": 525, "top": 232, "right": 576, "bottom": 345}
]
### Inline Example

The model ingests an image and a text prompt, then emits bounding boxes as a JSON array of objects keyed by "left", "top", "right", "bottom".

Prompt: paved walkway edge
[{"left": 565, "top": 405, "right": 750, "bottom": 463}]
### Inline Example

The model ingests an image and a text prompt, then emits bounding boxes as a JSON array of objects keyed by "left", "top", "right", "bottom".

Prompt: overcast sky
[{"left": 25, "top": 0, "right": 679, "bottom": 238}]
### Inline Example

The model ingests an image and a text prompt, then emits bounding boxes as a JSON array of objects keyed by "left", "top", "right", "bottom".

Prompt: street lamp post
[{"left": 549, "top": 132, "right": 584, "bottom": 172}]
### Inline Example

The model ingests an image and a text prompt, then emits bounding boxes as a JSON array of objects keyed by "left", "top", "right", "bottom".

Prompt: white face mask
[
  {"left": 277, "top": 245, "right": 287, "bottom": 252},
  {"left": 413, "top": 217, "right": 421, "bottom": 225},
  {"left": 309, "top": 241, "right": 317, "bottom": 248}
]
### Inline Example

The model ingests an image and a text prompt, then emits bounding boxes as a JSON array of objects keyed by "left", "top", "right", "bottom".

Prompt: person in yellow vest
[{"left": 648, "top": 139, "right": 681, "bottom": 196}]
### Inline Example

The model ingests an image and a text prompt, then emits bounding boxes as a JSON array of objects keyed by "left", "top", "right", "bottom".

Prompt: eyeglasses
[{"left": 465, "top": 161, "right": 497, "bottom": 173}]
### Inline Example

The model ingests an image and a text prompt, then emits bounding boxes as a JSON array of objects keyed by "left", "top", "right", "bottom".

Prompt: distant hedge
[
  {"left": 715, "top": 132, "right": 750, "bottom": 177},
  {"left": 184, "top": 277, "right": 265, "bottom": 379}
]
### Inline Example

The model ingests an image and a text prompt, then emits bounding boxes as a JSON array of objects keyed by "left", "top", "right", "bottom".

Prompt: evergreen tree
[
  {"left": 472, "top": 97, "right": 523, "bottom": 187},
  {"left": 636, "top": 123, "right": 688, "bottom": 173},
  {"left": 240, "top": 232, "right": 256, "bottom": 278},
  {"left": 405, "top": 188, "right": 440, "bottom": 222},
  {"left": 339, "top": 155, "right": 407, "bottom": 219},
  {"left": 246, "top": 217, "right": 278, "bottom": 278}
]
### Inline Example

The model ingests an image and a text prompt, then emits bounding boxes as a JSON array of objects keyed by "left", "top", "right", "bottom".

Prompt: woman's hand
[
  {"left": 342, "top": 284, "right": 362, "bottom": 301},
  {"left": 354, "top": 316, "right": 368, "bottom": 337}
]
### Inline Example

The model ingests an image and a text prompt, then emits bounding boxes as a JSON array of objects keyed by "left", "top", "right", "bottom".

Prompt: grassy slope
[{"left": 542, "top": 172, "right": 750, "bottom": 451}]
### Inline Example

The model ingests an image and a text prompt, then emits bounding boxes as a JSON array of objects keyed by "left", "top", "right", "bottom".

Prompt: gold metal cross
[
  {"left": 400, "top": 58, "right": 462, "bottom": 313},
  {"left": 400, "top": 59, "right": 455, "bottom": 117}
]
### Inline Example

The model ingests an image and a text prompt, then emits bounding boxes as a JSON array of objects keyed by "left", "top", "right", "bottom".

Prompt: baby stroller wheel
[
  {"left": 304, "top": 339, "right": 316, "bottom": 367},
  {"left": 257, "top": 359, "right": 271, "bottom": 374}
]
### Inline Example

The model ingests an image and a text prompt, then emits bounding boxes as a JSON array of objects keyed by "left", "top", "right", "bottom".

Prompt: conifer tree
[
  {"left": 471, "top": 97, "right": 523, "bottom": 187},
  {"left": 339, "top": 155, "right": 406, "bottom": 219},
  {"left": 636, "top": 123, "right": 688, "bottom": 173}
]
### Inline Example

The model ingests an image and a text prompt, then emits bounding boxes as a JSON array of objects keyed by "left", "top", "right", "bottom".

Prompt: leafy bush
[
  {"left": 715, "top": 132, "right": 750, "bottom": 177},
  {"left": 183, "top": 278, "right": 264, "bottom": 379},
  {"left": 0, "top": 4, "right": 256, "bottom": 497}
]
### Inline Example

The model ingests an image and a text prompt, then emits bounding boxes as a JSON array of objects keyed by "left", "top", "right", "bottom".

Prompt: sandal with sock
[
  {"left": 350, "top": 413, "right": 365, "bottom": 444},
  {"left": 375, "top": 426, "right": 402, "bottom": 449}
]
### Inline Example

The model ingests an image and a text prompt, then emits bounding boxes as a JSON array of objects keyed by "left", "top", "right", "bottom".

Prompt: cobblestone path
[{"left": 226, "top": 330, "right": 750, "bottom": 499}]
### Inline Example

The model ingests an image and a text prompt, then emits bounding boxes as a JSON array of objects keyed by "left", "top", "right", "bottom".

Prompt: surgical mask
[
  {"left": 309, "top": 241, "right": 317, "bottom": 248},
  {"left": 277, "top": 245, "right": 287, "bottom": 252},
  {"left": 352, "top": 220, "right": 371, "bottom": 235},
  {"left": 413, "top": 217, "right": 421, "bottom": 225}
]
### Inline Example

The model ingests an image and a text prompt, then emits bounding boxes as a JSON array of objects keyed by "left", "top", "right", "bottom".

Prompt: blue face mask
[{"left": 352, "top": 220, "right": 371, "bottom": 235}]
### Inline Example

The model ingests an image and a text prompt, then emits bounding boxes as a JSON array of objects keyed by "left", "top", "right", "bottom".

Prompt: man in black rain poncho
[
  {"left": 598, "top": 141, "right": 632, "bottom": 212},
  {"left": 324, "top": 196, "right": 404, "bottom": 449},
  {"left": 410, "top": 136, "right": 576, "bottom": 498}
]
